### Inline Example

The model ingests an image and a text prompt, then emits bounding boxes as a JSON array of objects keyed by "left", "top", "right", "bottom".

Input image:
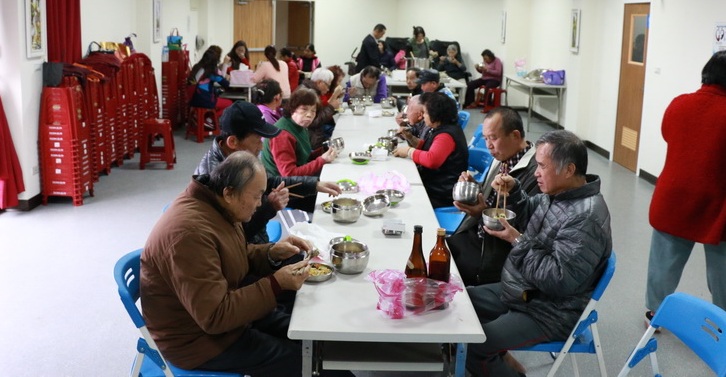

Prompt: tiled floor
[{"left": 0, "top": 109, "right": 714, "bottom": 376}]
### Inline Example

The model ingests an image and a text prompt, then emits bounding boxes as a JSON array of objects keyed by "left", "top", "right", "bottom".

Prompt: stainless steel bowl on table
[
  {"left": 375, "top": 189, "right": 405, "bottom": 206},
  {"left": 306, "top": 262, "right": 334, "bottom": 282},
  {"left": 329, "top": 240, "right": 370, "bottom": 274},
  {"left": 331, "top": 197, "right": 362, "bottom": 223},
  {"left": 362, "top": 194, "right": 391, "bottom": 217}
]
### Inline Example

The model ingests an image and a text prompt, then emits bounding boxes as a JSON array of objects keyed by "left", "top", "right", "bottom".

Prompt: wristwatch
[{"left": 512, "top": 234, "right": 527, "bottom": 246}]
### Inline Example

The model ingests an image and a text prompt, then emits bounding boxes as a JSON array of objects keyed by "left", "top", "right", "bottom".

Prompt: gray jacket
[{"left": 500, "top": 175, "right": 612, "bottom": 339}]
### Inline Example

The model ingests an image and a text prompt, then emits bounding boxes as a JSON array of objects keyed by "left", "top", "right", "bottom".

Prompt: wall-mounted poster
[
  {"left": 570, "top": 9, "right": 581, "bottom": 53},
  {"left": 26, "top": 0, "right": 47, "bottom": 58}
]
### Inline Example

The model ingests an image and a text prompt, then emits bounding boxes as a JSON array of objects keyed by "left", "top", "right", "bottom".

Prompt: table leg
[
  {"left": 455, "top": 342, "right": 468, "bottom": 377},
  {"left": 527, "top": 87, "right": 534, "bottom": 132},
  {"left": 302, "top": 339, "right": 313, "bottom": 377}
]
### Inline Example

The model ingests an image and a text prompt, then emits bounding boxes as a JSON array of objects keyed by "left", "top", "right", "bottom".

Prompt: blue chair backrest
[
  {"left": 266, "top": 219, "right": 282, "bottom": 243},
  {"left": 468, "top": 123, "right": 486, "bottom": 149},
  {"left": 592, "top": 252, "right": 616, "bottom": 301},
  {"left": 114, "top": 249, "right": 145, "bottom": 329},
  {"left": 457, "top": 111, "right": 471, "bottom": 130},
  {"left": 652, "top": 292, "right": 726, "bottom": 375},
  {"left": 468, "top": 147, "right": 494, "bottom": 182}
]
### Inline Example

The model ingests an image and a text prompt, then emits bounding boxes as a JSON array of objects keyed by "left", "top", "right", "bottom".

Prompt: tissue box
[
  {"left": 382, "top": 219, "right": 405, "bottom": 236},
  {"left": 230, "top": 70, "right": 254, "bottom": 85}
]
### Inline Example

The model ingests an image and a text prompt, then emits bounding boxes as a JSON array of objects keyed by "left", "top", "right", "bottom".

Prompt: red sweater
[
  {"left": 649, "top": 84, "right": 726, "bottom": 244},
  {"left": 268, "top": 130, "right": 325, "bottom": 177},
  {"left": 413, "top": 133, "right": 456, "bottom": 169}
]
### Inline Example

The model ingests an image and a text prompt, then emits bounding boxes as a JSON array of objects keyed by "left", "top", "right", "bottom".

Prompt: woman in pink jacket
[{"left": 252, "top": 45, "right": 291, "bottom": 99}]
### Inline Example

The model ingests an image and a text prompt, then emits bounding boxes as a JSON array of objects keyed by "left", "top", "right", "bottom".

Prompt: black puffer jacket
[{"left": 500, "top": 175, "right": 612, "bottom": 340}]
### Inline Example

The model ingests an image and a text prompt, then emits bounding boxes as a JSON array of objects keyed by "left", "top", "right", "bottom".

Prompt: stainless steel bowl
[
  {"left": 380, "top": 98, "right": 395, "bottom": 109},
  {"left": 377, "top": 137, "right": 398, "bottom": 154},
  {"left": 349, "top": 151, "right": 371, "bottom": 165},
  {"left": 328, "top": 236, "right": 359, "bottom": 247},
  {"left": 320, "top": 200, "right": 333, "bottom": 213},
  {"left": 452, "top": 181, "right": 481, "bottom": 204},
  {"left": 481, "top": 208, "right": 516, "bottom": 231},
  {"left": 352, "top": 104, "right": 366, "bottom": 115},
  {"left": 306, "top": 262, "right": 334, "bottom": 282},
  {"left": 330, "top": 137, "right": 345, "bottom": 151},
  {"left": 376, "top": 189, "right": 405, "bottom": 206},
  {"left": 331, "top": 198, "right": 362, "bottom": 223},
  {"left": 386, "top": 129, "right": 400, "bottom": 138},
  {"left": 362, "top": 194, "right": 391, "bottom": 217},
  {"left": 329, "top": 240, "right": 370, "bottom": 274},
  {"left": 337, "top": 179, "right": 359, "bottom": 193}
]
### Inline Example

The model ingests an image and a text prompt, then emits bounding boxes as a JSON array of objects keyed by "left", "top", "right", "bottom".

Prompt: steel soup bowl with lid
[
  {"left": 481, "top": 208, "right": 516, "bottom": 231},
  {"left": 452, "top": 181, "right": 481, "bottom": 204},
  {"left": 331, "top": 198, "right": 362, "bottom": 223},
  {"left": 329, "top": 240, "right": 370, "bottom": 274}
]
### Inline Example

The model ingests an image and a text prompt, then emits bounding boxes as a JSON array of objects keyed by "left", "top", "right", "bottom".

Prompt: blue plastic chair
[
  {"left": 467, "top": 123, "right": 486, "bottom": 149},
  {"left": 618, "top": 292, "right": 726, "bottom": 377},
  {"left": 114, "top": 249, "right": 242, "bottom": 377},
  {"left": 434, "top": 206, "right": 466, "bottom": 235},
  {"left": 468, "top": 147, "right": 494, "bottom": 183},
  {"left": 516, "top": 252, "right": 616, "bottom": 377},
  {"left": 457, "top": 111, "right": 471, "bottom": 130},
  {"left": 266, "top": 219, "right": 282, "bottom": 242}
]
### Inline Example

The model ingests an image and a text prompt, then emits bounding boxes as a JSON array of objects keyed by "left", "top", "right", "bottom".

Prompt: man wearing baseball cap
[
  {"left": 195, "top": 101, "right": 341, "bottom": 245},
  {"left": 417, "top": 68, "right": 459, "bottom": 108}
]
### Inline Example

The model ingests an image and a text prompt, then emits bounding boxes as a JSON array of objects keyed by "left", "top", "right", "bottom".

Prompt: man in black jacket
[
  {"left": 355, "top": 23, "right": 386, "bottom": 73},
  {"left": 448, "top": 107, "right": 540, "bottom": 286}
]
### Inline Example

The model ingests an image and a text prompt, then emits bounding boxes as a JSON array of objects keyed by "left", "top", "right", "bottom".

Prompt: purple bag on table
[{"left": 543, "top": 70, "right": 565, "bottom": 85}]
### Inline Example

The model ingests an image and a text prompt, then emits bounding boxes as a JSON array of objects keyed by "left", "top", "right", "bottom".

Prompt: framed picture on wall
[
  {"left": 153, "top": 0, "right": 162, "bottom": 43},
  {"left": 570, "top": 9, "right": 581, "bottom": 53},
  {"left": 25, "top": 0, "right": 47, "bottom": 58}
]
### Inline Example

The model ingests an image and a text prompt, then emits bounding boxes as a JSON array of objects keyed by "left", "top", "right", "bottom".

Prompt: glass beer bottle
[
  {"left": 428, "top": 228, "right": 451, "bottom": 283},
  {"left": 405, "top": 225, "right": 427, "bottom": 278}
]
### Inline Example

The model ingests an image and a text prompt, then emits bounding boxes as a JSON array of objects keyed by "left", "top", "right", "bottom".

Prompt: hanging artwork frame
[
  {"left": 570, "top": 9, "right": 582, "bottom": 53},
  {"left": 26, "top": 0, "right": 47, "bottom": 58},
  {"left": 153, "top": 0, "right": 162, "bottom": 43},
  {"left": 501, "top": 11, "right": 507, "bottom": 44}
]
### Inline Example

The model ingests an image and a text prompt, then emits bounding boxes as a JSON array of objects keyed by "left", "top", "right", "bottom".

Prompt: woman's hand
[
  {"left": 458, "top": 171, "right": 476, "bottom": 183},
  {"left": 393, "top": 145, "right": 411, "bottom": 158},
  {"left": 317, "top": 181, "right": 342, "bottom": 196},
  {"left": 321, "top": 147, "right": 338, "bottom": 163},
  {"left": 268, "top": 181, "right": 290, "bottom": 211}
]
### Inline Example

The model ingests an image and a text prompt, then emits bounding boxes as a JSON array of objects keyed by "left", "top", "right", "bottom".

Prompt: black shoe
[{"left": 644, "top": 310, "right": 661, "bottom": 332}]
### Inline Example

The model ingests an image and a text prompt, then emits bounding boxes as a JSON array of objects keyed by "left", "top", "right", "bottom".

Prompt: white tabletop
[{"left": 288, "top": 104, "right": 486, "bottom": 344}]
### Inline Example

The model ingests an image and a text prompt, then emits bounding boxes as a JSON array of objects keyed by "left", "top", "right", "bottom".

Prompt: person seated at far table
[
  {"left": 221, "top": 40, "right": 250, "bottom": 75},
  {"left": 343, "top": 65, "right": 389, "bottom": 104},
  {"left": 378, "top": 40, "right": 397, "bottom": 70},
  {"left": 253, "top": 79, "right": 284, "bottom": 125},
  {"left": 142, "top": 151, "right": 353, "bottom": 377},
  {"left": 464, "top": 49, "right": 503, "bottom": 109},
  {"left": 417, "top": 68, "right": 459, "bottom": 108},
  {"left": 195, "top": 101, "right": 341, "bottom": 244},
  {"left": 252, "top": 45, "right": 291, "bottom": 100},
  {"left": 300, "top": 67, "right": 344, "bottom": 150},
  {"left": 188, "top": 45, "right": 233, "bottom": 122},
  {"left": 393, "top": 92, "right": 468, "bottom": 208},
  {"left": 465, "top": 130, "right": 612, "bottom": 377},
  {"left": 296, "top": 43, "right": 322, "bottom": 84},
  {"left": 395, "top": 94, "right": 429, "bottom": 147},
  {"left": 436, "top": 44, "right": 468, "bottom": 82},
  {"left": 279, "top": 47, "right": 299, "bottom": 92},
  {"left": 447, "top": 106, "right": 540, "bottom": 287}
]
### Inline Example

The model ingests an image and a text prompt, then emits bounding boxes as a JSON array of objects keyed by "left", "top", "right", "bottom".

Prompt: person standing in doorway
[
  {"left": 355, "top": 24, "right": 386, "bottom": 73},
  {"left": 644, "top": 51, "right": 726, "bottom": 322}
]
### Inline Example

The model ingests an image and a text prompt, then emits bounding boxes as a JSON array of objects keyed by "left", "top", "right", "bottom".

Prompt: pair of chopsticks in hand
[
  {"left": 291, "top": 247, "right": 320, "bottom": 276},
  {"left": 275, "top": 182, "right": 304, "bottom": 198},
  {"left": 495, "top": 163, "right": 509, "bottom": 213}
]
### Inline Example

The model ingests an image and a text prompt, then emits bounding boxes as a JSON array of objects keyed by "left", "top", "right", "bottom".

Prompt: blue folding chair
[
  {"left": 457, "top": 111, "right": 471, "bottom": 130},
  {"left": 266, "top": 219, "right": 282, "bottom": 242},
  {"left": 114, "top": 249, "right": 242, "bottom": 377},
  {"left": 468, "top": 147, "right": 494, "bottom": 183},
  {"left": 618, "top": 292, "right": 726, "bottom": 377},
  {"left": 516, "top": 252, "right": 616, "bottom": 377},
  {"left": 467, "top": 123, "right": 486, "bottom": 149},
  {"left": 434, "top": 206, "right": 466, "bottom": 235}
]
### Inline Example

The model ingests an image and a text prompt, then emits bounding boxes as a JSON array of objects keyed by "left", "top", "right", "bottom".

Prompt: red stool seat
[
  {"left": 186, "top": 107, "right": 220, "bottom": 143},
  {"left": 481, "top": 88, "right": 507, "bottom": 113},
  {"left": 140, "top": 118, "right": 176, "bottom": 170}
]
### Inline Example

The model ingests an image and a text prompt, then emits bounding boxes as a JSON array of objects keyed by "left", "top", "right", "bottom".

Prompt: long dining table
[{"left": 287, "top": 105, "right": 486, "bottom": 376}]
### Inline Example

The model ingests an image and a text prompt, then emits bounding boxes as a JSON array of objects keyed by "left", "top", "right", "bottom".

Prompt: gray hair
[
  {"left": 207, "top": 151, "right": 264, "bottom": 196},
  {"left": 535, "top": 130, "right": 588, "bottom": 176},
  {"left": 311, "top": 68, "right": 334, "bottom": 85},
  {"left": 447, "top": 44, "right": 458, "bottom": 54}
]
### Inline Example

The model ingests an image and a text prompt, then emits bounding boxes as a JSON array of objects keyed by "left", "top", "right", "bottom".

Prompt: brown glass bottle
[
  {"left": 405, "top": 225, "right": 427, "bottom": 278},
  {"left": 428, "top": 228, "right": 451, "bottom": 283}
]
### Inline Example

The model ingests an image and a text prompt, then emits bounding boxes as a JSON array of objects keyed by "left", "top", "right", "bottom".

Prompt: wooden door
[
  {"left": 613, "top": 3, "right": 650, "bottom": 171},
  {"left": 287, "top": 1, "right": 312, "bottom": 56},
  {"left": 233, "top": 0, "right": 273, "bottom": 69}
]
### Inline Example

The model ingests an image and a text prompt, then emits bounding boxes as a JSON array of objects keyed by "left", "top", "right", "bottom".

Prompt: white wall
[{"left": 3, "top": 0, "right": 723, "bottom": 205}]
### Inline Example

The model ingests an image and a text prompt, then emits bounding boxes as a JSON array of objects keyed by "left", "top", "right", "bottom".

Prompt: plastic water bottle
[{"left": 162, "top": 46, "right": 169, "bottom": 62}]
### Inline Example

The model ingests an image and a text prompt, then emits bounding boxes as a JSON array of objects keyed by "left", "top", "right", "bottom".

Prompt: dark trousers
[
  {"left": 465, "top": 283, "right": 550, "bottom": 377},
  {"left": 464, "top": 79, "right": 501, "bottom": 108}
]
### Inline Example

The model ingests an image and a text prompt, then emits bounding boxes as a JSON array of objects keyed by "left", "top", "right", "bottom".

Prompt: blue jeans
[{"left": 646, "top": 229, "right": 726, "bottom": 311}]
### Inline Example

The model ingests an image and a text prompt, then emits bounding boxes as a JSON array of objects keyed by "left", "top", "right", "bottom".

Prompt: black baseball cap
[
  {"left": 219, "top": 101, "right": 281, "bottom": 138},
  {"left": 417, "top": 69, "right": 440, "bottom": 84}
]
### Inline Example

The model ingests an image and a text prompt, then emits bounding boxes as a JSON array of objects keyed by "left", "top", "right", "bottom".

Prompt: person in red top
[
  {"left": 280, "top": 47, "right": 299, "bottom": 92},
  {"left": 392, "top": 92, "right": 468, "bottom": 208},
  {"left": 645, "top": 51, "right": 726, "bottom": 321},
  {"left": 222, "top": 40, "right": 250, "bottom": 75}
]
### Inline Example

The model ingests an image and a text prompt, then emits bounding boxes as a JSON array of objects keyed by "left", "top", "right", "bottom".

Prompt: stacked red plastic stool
[
  {"left": 139, "top": 119, "right": 176, "bottom": 170},
  {"left": 186, "top": 107, "right": 219, "bottom": 143}
]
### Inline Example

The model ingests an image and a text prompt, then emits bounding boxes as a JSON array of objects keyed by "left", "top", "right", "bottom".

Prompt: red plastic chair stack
[
  {"left": 139, "top": 118, "right": 176, "bottom": 170},
  {"left": 39, "top": 86, "right": 94, "bottom": 206},
  {"left": 161, "top": 60, "right": 180, "bottom": 127},
  {"left": 186, "top": 107, "right": 219, "bottom": 143},
  {"left": 120, "top": 59, "right": 138, "bottom": 159},
  {"left": 481, "top": 87, "right": 507, "bottom": 113},
  {"left": 80, "top": 68, "right": 111, "bottom": 179}
]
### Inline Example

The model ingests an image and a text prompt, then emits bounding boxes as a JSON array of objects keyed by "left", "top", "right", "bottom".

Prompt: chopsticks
[
  {"left": 495, "top": 163, "right": 509, "bottom": 214},
  {"left": 281, "top": 182, "right": 304, "bottom": 198}
]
